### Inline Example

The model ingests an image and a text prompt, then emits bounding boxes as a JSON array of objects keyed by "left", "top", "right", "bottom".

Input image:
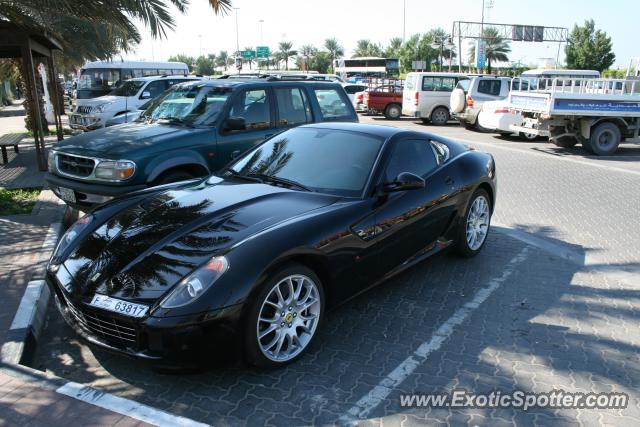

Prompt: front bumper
[
  {"left": 46, "top": 273, "right": 243, "bottom": 367},
  {"left": 45, "top": 172, "right": 147, "bottom": 210}
]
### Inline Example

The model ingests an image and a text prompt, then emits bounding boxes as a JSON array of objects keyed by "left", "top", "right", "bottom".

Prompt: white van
[{"left": 402, "top": 72, "right": 469, "bottom": 125}]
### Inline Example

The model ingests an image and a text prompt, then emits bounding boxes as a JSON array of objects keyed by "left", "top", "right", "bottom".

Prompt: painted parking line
[
  {"left": 57, "top": 381, "right": 208, "bottom": 427},
  {"left": 339, "top": 246, "right": 531, "bottom": 423}
]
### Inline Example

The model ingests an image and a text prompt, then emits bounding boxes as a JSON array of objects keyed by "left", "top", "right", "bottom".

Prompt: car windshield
[
  {"left": 139, "top": 84, "right": 231, "bottom": 126},
  {"left": 227, "top": 127, "right": 384, "bottom": 197},
  {"left": 109, "top": 80, "right": 145, "bottom": 96}
]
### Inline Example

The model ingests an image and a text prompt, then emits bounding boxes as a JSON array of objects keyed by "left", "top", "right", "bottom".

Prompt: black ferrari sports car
[{"left": 47, "top": 123, "right": 496, "bottom": 368}]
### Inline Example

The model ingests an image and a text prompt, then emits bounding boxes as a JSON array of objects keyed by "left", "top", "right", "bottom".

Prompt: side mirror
[
  {"left": 382, "top": 172, "right": 425, "bottom": 193},
  {"left": 224, "top": 116, "right": 246, "bottom": 132},
  {"left": 140, "top": 91, "right": 152, "bottom": 99}
]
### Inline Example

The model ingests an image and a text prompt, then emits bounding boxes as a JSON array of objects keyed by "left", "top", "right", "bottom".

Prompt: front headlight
[
  {"left": 94, "top": 102, "right": 113, "bottom": 113},
  {"left": 47, "top": 150, "right": 56, "bottom": 172},
  {"left": 159, "top": 256, "right": 229, "bottom": 309},
  {"left": 52, "top": 214, "right": 93, "bottom": 262},
  {"left": 94, "top": 160, "right": 136, "bottom": 180}
]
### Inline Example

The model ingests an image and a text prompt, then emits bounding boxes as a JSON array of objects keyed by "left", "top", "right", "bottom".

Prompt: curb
[{"left": 1, "top": 218, "right": 64, "bottom": 365}]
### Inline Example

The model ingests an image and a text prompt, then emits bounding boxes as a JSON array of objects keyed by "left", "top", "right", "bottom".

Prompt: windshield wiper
[
  {"left": 223, "top": 168, "right": 263, "bottom": 183},
  {"left": 156, "top": 117, "right": 194, "bottom": 127},
  {"left": 247, "top": 173, "right": 311, "bottom": 192}
]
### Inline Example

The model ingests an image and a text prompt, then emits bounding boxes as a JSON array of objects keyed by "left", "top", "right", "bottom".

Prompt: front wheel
[
  {"left": 455, "top": 189, "right": 492, "bottom": 257},
  {"left": 244, "top": 264, "right": 324, "bottom": 368}
]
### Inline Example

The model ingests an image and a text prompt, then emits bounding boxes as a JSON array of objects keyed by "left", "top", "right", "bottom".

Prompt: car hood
[
  {"left": 76, "top": 95, "right": 127, "bottom": 108},
  {"left": 52, "top": 123, "right": 209, "bottom": 157},
  {"left": 60, "top": 177, "right": 340, "bottom": 302}
]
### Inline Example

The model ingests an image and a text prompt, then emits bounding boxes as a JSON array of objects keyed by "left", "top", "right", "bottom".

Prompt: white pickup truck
[{"left": 507, "top": 77, "right": 640, "bottom": 155}]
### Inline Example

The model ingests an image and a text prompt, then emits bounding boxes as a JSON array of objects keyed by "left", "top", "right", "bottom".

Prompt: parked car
[
  {"left": 104, "top": 99, "right": 153, "bottom": 127},
  {"left": 363, "top": 84, "right": 404, "bottom": 119},
  {"left": 450, "top": 76, "right": 512, "bottom": 130},
  {"left": 477, "top": 100, "right": 538, "bottom": 140},
  {"left": 402, "top": 72, "right": 469, "bottom": 125},
  {"left": 46, "top": 122, "right": 496, "bottom": 368},
  {"left": 342, "top": 83, "right": 368, "bottom": 103},
  {"left": 46, "top": 79, "right": 358, "bottom": 210},
  {"left": 69, "top": 75, "right": 203, "bottom": 131}
]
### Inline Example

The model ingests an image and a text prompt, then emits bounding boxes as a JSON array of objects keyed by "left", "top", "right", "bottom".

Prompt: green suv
[{"left": 45, "top": 78, "right": 358, "bottom": 210}]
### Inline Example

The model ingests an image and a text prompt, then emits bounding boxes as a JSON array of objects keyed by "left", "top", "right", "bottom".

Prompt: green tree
[
  {"left": 194, "top": 54, "right": 215, "bottom": 75},
  {"left": 468, "top": 27, "right": 511, "bottom": 74},
  {"left": 398, "top": 33, "right": 438, "bottom": 73},
  {"left": 216, "top": 51, "right": 230, "bottom": 72},
  {"left": 565, "top": 20, "right": 615, "bottom": 72},
  {"left": 324, "top": 38, "right": 344, "bottom": 72},
  {"left": 168, "top": 54, "right": 196, "bottom": 72},
  {"left": 309, "top": 51, "right": 332, "bottom": 74},
  {"left": 298, "top": 44, "right": 317, "bottom": 71},
  {"left": 353, "top": 39, "right": 383, "bottom": 57},
  {"left": 277, "top": 41, "right": 296, "bottom": 70},
  {"left": 384, "top": 37, "right": 403, "bottom": 58}
]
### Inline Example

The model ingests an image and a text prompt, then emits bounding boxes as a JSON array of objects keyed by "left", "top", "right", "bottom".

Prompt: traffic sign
[
  {"left": 240, "top": 50, "right": 256, "bottom": 59},
  {"left": 256, "top": 46, "right": 270, "bottom": 58}
]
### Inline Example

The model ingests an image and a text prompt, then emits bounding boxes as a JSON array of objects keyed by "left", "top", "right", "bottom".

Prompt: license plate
[
  {"left": 58, "top": 186, "right": 76, "bottom": 203},
  {"left": 89, "top": 294, "right": 148, "bottom": 318}
]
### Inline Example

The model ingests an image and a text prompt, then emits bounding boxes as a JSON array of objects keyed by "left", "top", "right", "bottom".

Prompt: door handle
[{"left": 445, "top": 176, "right": 455, "bottom": 185}]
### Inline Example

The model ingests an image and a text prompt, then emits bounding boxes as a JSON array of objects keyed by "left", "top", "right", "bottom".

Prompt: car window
[
  {"left": 422, "top": 77, "right": 456, "bottom": 92},
  {"left": 230, "top": 89, "right": 272, "bottom": 130},
  {"left": 344, "top": 85, "right": 366, "bottom": 94},
  {"left": 405, "top": 75, "right": 416, "bottom": 90},
  {"left": 313, "top": 88, "right": 352, "bottom": 121},
  {"left": 384, "top": 139, "right": 438, "bottom": 182},
  {"left": 143, "top": 80, "right": 167, "bottom": 98},
  {"left": 477, "top": 79, "right": 502, "bottom": 96},
  {"left": 275, "top": 87, "right": 312, "bottom": 127}
]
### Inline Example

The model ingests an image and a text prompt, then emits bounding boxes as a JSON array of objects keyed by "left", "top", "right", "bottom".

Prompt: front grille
[
  {"left": 66, "top": 300, "right": 138, "bottom": 349},
  {"left": 76, "top": 105, "right": 93, "bottom": 114},
  {"left": 57, "top": 153, "right": 95, "bottom": 177}
]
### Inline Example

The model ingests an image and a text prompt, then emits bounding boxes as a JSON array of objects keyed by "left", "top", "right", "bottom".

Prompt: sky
[{"left": 126, "top": 0, "right": 637, "bottom": 69}]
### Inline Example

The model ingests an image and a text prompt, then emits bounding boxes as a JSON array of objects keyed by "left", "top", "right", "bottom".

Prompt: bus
[
  {"left": 334, "top": 57, "right": 400, "bottom": 82},
  {"left": 77, "top": 61, "right": 189, "bottom": 99}
]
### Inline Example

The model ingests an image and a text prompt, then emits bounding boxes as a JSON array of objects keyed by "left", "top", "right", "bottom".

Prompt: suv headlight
[
  {"left": 94, "top": 102, "right": 113, "bottom": 113},
  {"left": 47, "top": 150, "right": 56, "bottom": 172},
  {"left": 159, "top": 256, "right": 229, "bottom": 308},
  {"left": 95, "top": 160, "right": 136, "bottom": 180}
]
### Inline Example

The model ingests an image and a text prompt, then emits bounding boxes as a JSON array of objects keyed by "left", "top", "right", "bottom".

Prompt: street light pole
[
  {"left": 402, "top": 0, "right": 406, "bottom": 42},
  {"left": 259, "top": 19, "right": 264, "bottom": 45},
  {"left": 233, "top": 7, "right": 240, "bottom": 56}
]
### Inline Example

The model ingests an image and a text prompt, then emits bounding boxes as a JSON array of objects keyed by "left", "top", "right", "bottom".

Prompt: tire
[
  {"left": 455, "top": 189, "right": 492, "bottom": 257},
  {"left": 244, "top": 264, "right": 325, "bottom": 368},
  {"left": 462, "top": 121, "right": 476, "bottom": 131},
  {"left": 384, "top": 104, "right": 402, "bottom": 120},
  {"left": 588, "top": 122, "right": 621, "bottom": 156},
  {"left": 580, "top": 136, "right": 594, "bottom": 153},
  {"left": 430, "top": 107, "right": 450, "bottom": 126},
  {"left": 450, "top": 88, "right": 466, "bottom": 113},
  {"left": 155, "top": 170, "right": 196, "bottom": 185}
]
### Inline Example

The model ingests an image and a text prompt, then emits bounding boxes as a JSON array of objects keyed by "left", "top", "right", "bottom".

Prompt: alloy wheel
[
  {"left": 466, "top": 195, "right": 490, "bottom": 250},
  {"left": 256, "top": 274, "right": 321, "bottom": 362}
]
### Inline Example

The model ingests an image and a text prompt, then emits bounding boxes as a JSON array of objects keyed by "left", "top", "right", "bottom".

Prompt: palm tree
[
  {"left": 216, "top": 51, "right": 230, "bottom": 72},
  {"left": 353, "top": 39, "right": 382, "bottom": 58},
  {"left": 299, "top": 45, "right": 317, "bottom": 72},
  {"left": 384, "top": 37, "right": 403, "bottom": 58},
  {"left": 468, "top": 27, "right": 511, "bottom": 74},
  {"left": 277, "top": 41, "right": 296, "bottom": 70},
  {"left": 243, "top": 46, "right": 255, "bottom": 69},
  {"left": 324, "top": 38, "right": 344, "bottom": 72}
]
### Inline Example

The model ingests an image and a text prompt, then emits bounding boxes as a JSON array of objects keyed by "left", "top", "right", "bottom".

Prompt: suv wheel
[{"left": 430, "top": 107, "right": 450, "bottom": 126}]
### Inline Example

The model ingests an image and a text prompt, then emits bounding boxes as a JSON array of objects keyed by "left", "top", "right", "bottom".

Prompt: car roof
[
  {"left": 129, "top": 75, "right": 202, "bottom": 82},
  {"left": 299, "top": 122, "right": 412, "bottom": 139},
  {"left": 178, "top": 79, "right": 344, "bottom": 89}
]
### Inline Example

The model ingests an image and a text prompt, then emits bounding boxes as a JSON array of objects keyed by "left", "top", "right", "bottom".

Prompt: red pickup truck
[{"left": 362, "top": 84, "right": 404, "bottom": 119}]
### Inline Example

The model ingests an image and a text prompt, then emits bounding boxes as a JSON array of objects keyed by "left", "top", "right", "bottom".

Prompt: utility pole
[
  {"left": 259, "top": 19, "right": 264, "bottom": 45},
  {"left": 402, "top": 0, "right": 406, "bottom": 42},
  {"left": 234, "top": 7, "right": 240, "bottom": 56}
]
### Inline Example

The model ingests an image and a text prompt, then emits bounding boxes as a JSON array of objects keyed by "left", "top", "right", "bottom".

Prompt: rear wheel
[
  {"left": 384, "top": 104, "right": 402, "bottom": 120},
  {"left": 588, "top": 122, "right": 621, "bottom": 156},
  {"left": 519, "top": 132, "right": 538, "bottom": 141},
  {"left": 245, "top": 264, "right": 324, "bottom": 368},
  {"left": 455, "top": 189, "right": 491, "bottom": 257},
  {"left": 430, "top": 107, "right": 450, "bottom": 126}
]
